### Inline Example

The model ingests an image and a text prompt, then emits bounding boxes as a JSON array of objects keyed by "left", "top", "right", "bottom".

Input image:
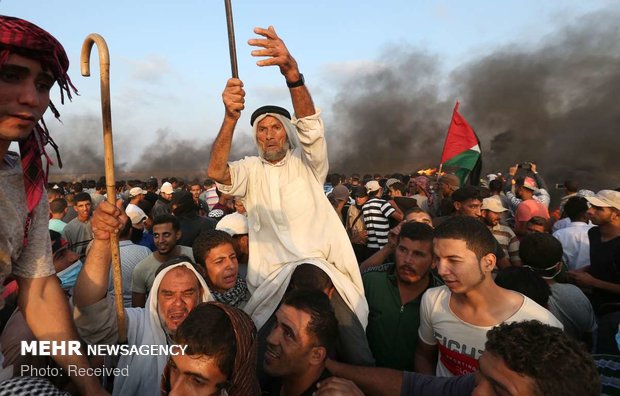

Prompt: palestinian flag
[{"left": 440, "top": 102, "right": 482, "bottom": 186}]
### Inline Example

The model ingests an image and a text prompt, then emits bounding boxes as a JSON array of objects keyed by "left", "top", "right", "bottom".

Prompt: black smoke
[{"left": 325, "top": 8, "right": 620, "bottom": 191}]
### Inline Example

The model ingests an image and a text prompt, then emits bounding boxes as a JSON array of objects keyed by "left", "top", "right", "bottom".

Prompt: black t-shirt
[{"left": 587, "top": 226, "right": 620, "bottom": 311}]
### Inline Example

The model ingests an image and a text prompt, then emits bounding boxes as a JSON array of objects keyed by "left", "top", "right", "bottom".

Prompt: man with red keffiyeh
[{"left": 0, "top": 15, "right": 107, "bottom": 395}]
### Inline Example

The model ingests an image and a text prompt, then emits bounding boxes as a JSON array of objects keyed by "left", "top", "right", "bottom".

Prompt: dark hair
[
  {"left": 485, "top": 321, "right": 600, "bottom": 396},
  {"left": 564, "top": 180, "right": 579, "bottom": 193},
  {"left": 96, "top": 178, "right": 106, "bottom": 190},
  {"left": 72, "top": 182, "right": 83, "bottom": 193},
  {"left": 494, "top": 267, "right": 550, "bottom": 307},
  {"left": 489, "top": 179, "right": 503, "bottom": 194},
  {"left": 192, "top": 230, "right": 235, "bottom": 266},
  {"left": 519, "top": 233, "right": 563, "bottom": 278},
  {"left": 564, "top": 196, "right": 588, "bottom": 221},
  {"left": 451, "top": 185, "right": 482, "bottom": 203},
  {"left": 153, "top": 214, "right": 180, "bottom": 231},
  {"left": 74, "top": 192, "right": 91, "bottom": 204},
  {"left": 404, "top": 207, "right": 429, "bottom": 217},
  {"left": 49, "top": 198, "right": 67, "bottom": 214},
  {"left": 527, "top": 216, "right": 548, "bottom": 229},
  {"left": 399, "top": 221, "right": 434, "bottom": 244},
  {"left": 170, "top": 190, "right": 197, "bottom": 216},
  {"left": 289, "top": 264, "right": 333, "bottom": 292},
  {"left": 434, "top": 216, "right": 496, "bottom": 260},
  {"left": 119, "top": 217, "right": 133, "bottom": 239},
  {"left": 389, "top": 182, "right": 406, "bottom": 195},
  {"left": 282, "top": 289, "right": 338, "bottom": 354},
  {"left": 175, "top": 303, "right": 235, "bottom": 379},
  {"left": 329, "top": 174, "right": 341, "bottom": 187}
]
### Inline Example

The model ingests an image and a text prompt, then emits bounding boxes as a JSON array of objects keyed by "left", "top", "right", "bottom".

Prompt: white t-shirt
[{"left": 418, "top": 285, "right": 563, "bottom": 377}]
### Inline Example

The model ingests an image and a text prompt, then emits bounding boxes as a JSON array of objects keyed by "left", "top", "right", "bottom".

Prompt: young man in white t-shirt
[{"left": 415, "top": 216, "right": 562, "bottom": 377}]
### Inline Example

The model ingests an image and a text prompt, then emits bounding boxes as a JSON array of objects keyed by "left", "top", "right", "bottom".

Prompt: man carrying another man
[{"left": 207, "top": 26, "right": 367, "bottom": 328}]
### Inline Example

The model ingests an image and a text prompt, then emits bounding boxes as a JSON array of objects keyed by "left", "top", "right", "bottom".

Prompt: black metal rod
[{"left": 224, "top": 0, "right": 238, "bottom": 78}]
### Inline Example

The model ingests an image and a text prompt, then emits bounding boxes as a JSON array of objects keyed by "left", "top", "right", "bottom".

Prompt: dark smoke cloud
[
  {"left": 130, "top": 128, "right": 256, "bottom": 179},
  {"left": 326, "top": 8, "right": 620, "bottom": 191}
]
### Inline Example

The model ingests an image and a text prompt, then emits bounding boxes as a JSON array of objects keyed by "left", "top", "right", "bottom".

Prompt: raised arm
[
  {"left": 207, "top": 78, "right": 245, "bottom": 185},
  {"left": 249, "top": 26, "right": 315, "bottom": 118}
]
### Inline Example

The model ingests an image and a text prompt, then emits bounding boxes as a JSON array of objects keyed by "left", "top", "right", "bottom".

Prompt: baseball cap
[
  {"left": 386, "top": 178, "right": 400, "bottom": 189},
  {"left": 366, "top": 180, "right": 381, "bottom": 193},
  {"left": 481, "top": 197, "right": 508, "bottom": 213},
  {"left": 586, "top": 190, "right": 620, "bottom": 211},
  {"left": 216, "top": 213, "right": 249, "bottom": 236},
  {"left": 160, "top": 182, "right": 174, "bottom": 195},
  {"left": 129, "top": 187, "right": 147, "bottom": 198},
  {"left": 521, "top": 176, "right": 538, "bottom": 191},
  {"left": 332, "top": 185, "right": 350, "bottom": 201}
]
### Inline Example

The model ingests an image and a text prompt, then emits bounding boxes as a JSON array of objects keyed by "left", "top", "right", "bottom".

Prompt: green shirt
[{"left": 363, "top": 264, "right": 440, "bottom": 370}]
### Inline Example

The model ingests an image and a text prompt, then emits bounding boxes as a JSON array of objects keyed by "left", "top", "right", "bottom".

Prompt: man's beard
[{"left": 262, "top": 140, "right": 290, "bottom": 162}]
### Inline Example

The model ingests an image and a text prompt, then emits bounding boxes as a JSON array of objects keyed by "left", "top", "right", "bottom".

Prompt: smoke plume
[{"left": 326, "top": 9, "right": 620, "bottom": 191}]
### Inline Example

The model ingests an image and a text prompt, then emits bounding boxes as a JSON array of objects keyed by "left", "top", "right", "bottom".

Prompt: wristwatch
[{"left": 286, "top": 73, "right": 305, "bottom": 88}]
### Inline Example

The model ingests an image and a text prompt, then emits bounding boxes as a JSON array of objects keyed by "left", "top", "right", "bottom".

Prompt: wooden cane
[
  {"left": 80, "top": 34, "right": 127, "bottom": 343},
  {"left": 224, "top": 0, "right": 239, "bottom": 78}
]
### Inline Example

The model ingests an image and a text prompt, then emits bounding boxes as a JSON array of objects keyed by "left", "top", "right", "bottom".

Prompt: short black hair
[
  {"left": 564, "top": 180, "right": 579, "bottom": 193},
  {"left": 282, "top": 289, "right": 338, "bottom": 354},
  {"left": 563, "top": 196, "right": 588, "bottom": 222},
  {"left": 399, "top": 221, "right": 434, "bottom": 244},
  {"left": 494, "top": 267, "right": 550, "bottom": 307},
  {"left": 175, "top": 302, "right": 235, "bottom": 379},
  {"left": 192, "top": 230, "right": 235, "bottom": 266},
  {"left": 152, "top": 213, "right": 180, "bottom": 231},
  {"left": 433, "top": 216, "right": 496, "bottom": 260},
  {"left": 74, "top": 192, "right": 91, "bottom": 204},
  {"left": 527, "top": 216, "right": 548, "bottom": 229},
  {"left": 289, "top": 264, "right": 333, "bottom": 292},
  {"left": 389, "top": 182, "right": 406, "bottom": 195},
  {"left": 50, "top": 198, "right": 67, "bottom": 214},
  {"left": 519, "top": 233, "right": 563, "bottom": 278},
  {"left": 489, "top": 179, "right": 503, "bottom": 194},
  {"left": 485, "top": 321, "right": 600, "bottom": 396},
  {"left": 451, "top": 185, "right": 482, "bottom": 203}
]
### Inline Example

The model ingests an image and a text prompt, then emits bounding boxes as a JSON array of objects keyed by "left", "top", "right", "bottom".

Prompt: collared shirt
[
  {"left": 363, "top": 263, "right": 442, "bottom": 370},
  {"left": 553, "top": 221, "right": 593, "bottom": 270}
]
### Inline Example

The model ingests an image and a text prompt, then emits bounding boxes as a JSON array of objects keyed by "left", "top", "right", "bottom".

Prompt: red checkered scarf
[{"left": 0, "top": 15, "right": 77, "bottom": 244}]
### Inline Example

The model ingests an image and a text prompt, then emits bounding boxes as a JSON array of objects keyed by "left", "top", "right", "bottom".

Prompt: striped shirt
[
  {"left": 490, "top": 224, "right": 520, "bottom": 265},
  {"left": 362, "top": 198, "right": 396, "bottom": 249}
]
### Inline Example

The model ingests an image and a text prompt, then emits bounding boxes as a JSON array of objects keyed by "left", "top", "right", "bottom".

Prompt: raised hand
[{"left": 248, "top": 26, "right": 300, "bottom": 82}]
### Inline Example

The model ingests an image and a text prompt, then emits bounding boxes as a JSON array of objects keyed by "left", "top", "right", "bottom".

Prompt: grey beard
[{"left": 262, "top": 140, "right": 290, "bottom": 162}]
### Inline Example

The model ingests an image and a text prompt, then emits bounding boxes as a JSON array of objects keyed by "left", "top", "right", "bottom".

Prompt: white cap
[
  {"left": 129, "top": 187, "right": 147, "bottom": 198},
  {"left": 160, "top": 182, "right": 174, "bottom": 195},
  {"left": 586, "top": 190, "right": 620, "bottom": 211},
  {"left": 216, "top": 213, "right": 249, "bottom": 236},
  {"left": 366, "top": 180, "right": 381, "bottom": 193}
]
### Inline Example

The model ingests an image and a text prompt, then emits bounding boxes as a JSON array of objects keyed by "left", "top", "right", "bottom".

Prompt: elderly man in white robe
[{"left": 207, "top": 26, "right": 368, "bottom": 329}]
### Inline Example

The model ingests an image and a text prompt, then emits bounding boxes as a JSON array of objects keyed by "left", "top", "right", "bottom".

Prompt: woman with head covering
[{"left": 161, "top": 301, "right": 260, "bottom": 396}]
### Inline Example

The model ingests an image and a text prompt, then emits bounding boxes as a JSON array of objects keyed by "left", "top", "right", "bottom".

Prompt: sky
[{"left": 2, "top": 0, "right": 616, "bottom": 179}]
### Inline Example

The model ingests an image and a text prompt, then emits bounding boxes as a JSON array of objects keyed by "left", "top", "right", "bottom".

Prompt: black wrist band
[{"left": 286, "top": 73, "right": 305, "bottom": 88}]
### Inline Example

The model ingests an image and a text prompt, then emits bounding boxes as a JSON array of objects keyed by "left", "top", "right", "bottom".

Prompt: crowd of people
[{"left": 0, "top": 14, "right": 617, "bottom": 396}]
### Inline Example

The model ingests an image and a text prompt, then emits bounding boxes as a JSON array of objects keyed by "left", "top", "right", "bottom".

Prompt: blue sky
[{"left": 2, "top": 0, "right": 614, "bottom": 170}]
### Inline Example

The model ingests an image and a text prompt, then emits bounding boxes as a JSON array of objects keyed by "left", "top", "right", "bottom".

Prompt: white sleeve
[
  {"left": 292, "top": 110, "right": 328, "bottom": 183},
  {"left": 418, "top": 289, "right": 437, "bottom": 345},
  {"left": 215, "top": 157, "right": 252, "bottom": 198}
]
